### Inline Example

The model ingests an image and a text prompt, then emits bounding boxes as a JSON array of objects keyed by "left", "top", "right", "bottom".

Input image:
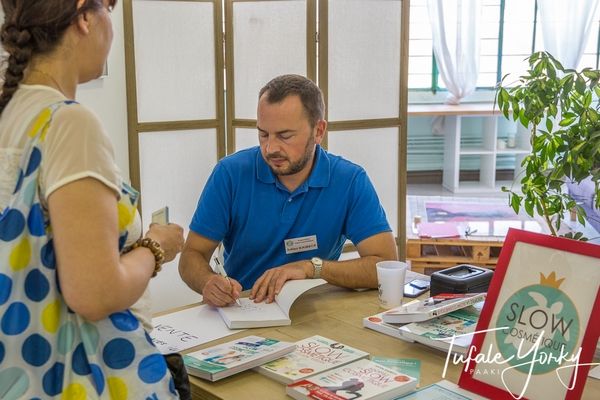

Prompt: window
[{"left": 408, "top": 0, "right": 600, "bottom": 94}]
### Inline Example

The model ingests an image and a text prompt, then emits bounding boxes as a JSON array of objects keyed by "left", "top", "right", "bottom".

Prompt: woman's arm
[{"left": 48, "top": 177, "right": 182, "bottom": 321}]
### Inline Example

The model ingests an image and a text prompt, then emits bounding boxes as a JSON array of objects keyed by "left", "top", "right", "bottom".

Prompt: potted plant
[{"left": 496, "top": 51, "right": 600, "bottom": 240}]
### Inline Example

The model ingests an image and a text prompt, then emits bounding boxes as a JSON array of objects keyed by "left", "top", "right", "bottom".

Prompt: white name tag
[{"left": 284, "top": 235, "right": 318, "bottom": 254}]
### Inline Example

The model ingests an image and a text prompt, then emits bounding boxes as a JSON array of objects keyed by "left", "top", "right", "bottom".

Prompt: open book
[{"left": 217, "top": 279, "right": 326, "bottom": 329}]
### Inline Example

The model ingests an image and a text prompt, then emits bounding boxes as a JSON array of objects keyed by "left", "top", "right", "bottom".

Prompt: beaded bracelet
[{"left": 130, "top": 237, "right": 165, "bottom": 277}]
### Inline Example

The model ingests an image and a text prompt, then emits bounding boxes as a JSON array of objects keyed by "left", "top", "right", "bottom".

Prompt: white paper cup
[{"left": 376, "top": 261, "right": 408, "bottom": 309}]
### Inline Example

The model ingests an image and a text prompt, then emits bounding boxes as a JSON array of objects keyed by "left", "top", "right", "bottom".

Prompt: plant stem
[{"left": 539, "top": 197, "right": 557, "bottom": 236}]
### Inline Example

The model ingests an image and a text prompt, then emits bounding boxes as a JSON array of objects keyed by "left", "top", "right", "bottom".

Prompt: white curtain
[
  {"left": 538, "top": 0, "right": 600, "bottom": 69},
  {"left": 427, "top": 0, "right": 481, "bottom": 105}
]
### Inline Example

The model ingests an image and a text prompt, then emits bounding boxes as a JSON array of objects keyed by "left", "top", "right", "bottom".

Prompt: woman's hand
[{"left": 145, "top": 223, "right": 185, "bottom": 262}]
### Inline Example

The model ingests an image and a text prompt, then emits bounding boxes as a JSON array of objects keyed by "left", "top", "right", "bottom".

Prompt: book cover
[
  {"left": 417, "top": 222, "right": 461, "bottom": 238},
  {"left": 362, "top": 311, "right": 407, "bottom": 339},
  {"left": 382, "top": 293, "right": 486, "bottom": 324},
  {"left": 286, "top": 358, "right": 417, "bottom": 400},
  {"left": 183, "top": 335, "right": 295, "bottom": 381},
  {"left": 255, "top": 335, "right": 369, "bottom": 384},
  {"left": 458, "top": 229, "right": 600, "bottom": 400},
  {"left": 396, "top": 379, "right": 488, "bottom": 399},
  {"left": 370, "top": 357, "right": 420, "bottom": 385},
  {"left": 398, "top": 304, "right": 483, "bottom": 355},
  {"left": 217, "top": 279, "right": 326, "bottom": 329}
]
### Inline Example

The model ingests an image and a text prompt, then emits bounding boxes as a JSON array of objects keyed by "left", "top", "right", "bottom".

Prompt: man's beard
[{"left": 267, "top": 135, "right": 315, "bottom": 176}]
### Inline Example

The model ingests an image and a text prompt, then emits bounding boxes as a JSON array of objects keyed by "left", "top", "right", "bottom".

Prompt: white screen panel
[
  {"left": 235, "top": 127, "right": 259, "bottom": 152},
  {"left": 233, "top": 0, "right": 307, "bottom": 119},
  {"left": 327, "top": 128, "right": 399, "bottom": 236},
  {"left": 139, "top": 129, "right": 218, "bottom": 312},
  {"left": 328, "top": 0, "right": 401, "bottom": 121},
  {"left": 133, "top": 1, "right": 216, "bottom": 122}
]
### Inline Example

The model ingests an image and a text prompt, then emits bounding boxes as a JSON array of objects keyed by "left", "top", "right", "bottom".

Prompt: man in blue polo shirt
[{"left": 179, "top": 75, "right": 397, "bottom": 306}]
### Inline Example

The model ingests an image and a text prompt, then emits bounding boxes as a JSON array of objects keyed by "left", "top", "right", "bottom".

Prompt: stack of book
[
  {"left": 183, "top": 335, "right": 295, "bottom": 381},
  {"left": 254, "top": 335, "right": 369, "bottom": 384},
  {"left": 363, "top": 293, "right": 486, "bottom": 355},
  {"left": 286, "top": 358, "right": 418, "bottom": 400}
]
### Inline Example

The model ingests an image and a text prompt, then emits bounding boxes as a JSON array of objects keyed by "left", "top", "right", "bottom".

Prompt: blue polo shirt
[{"left": 189, "top": 145, "right": 391, "bottom": 289}]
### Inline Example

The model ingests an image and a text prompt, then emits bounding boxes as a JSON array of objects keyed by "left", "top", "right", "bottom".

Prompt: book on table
[
  {"left": 395, "top": 379, "right": 488, "bottom": 399},
  {"left": 217, "top": 278, "right": 326, "bottom": 329},
  {"left": 286, "top": 358, "right": 417, "bottom": 400},
  {"left": 362, "top": 310, "right": 408, "bottom": 339},
  {"left": 182, "top": 335, "right": 295, "bottom": 381},
  {"left": 382, "top": 293, "right": 486, "bottom": 324},
  {"left": 397, "top": 303, "right": 483, "bottom": 355},
  {"left": 370, "top": 357, "right": 421, "bottom": 385},
  {"left": 255, "top": 335, "right": 369, "bottom": 384}
]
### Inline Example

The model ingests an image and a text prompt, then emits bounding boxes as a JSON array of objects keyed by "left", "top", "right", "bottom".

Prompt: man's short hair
[{"left": 258, "top": 74, "right": 325, "bottom": 128}]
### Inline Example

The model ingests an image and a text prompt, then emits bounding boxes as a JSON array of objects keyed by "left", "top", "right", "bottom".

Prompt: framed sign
[{"left": 458, "top": 229, "right": 600, "bottom": 399}]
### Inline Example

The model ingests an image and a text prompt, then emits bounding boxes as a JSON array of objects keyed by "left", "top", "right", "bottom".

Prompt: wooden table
[{"left": 180, "top": 284, "right": 600, "bottom": 399}]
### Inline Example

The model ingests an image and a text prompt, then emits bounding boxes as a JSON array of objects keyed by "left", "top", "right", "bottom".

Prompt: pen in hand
[{"left": 214, "top": 257, "right": 242, "bottom": 307}]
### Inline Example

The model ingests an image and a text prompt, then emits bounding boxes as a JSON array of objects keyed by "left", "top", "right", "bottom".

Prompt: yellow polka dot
[
  {"left": 107, "top": 377, "right": 128, "bottom": 400},
  {"left": 61, "top": 383, "right": 87, "bottom": 400},
  {"left": 9, "top": 237, "right": 31, "bottom": 271},
  {"left": 27, "top": 108, "right": 52, "bottom": 138},
  {"left": 117, "top": 202, "right": 135, "bottom": 231},
  {"left": 39, "top": 123, "right": 50, "bottom": 142},
  {"left": 42, "top": 299, "right": 62, "bottom": 333}
]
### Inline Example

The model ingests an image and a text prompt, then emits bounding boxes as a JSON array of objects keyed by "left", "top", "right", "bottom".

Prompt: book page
[
  {"left": 218, "top": 298, "right": 289, "bottom": 327},
  {"left": 274, "top": 278, "right": 327, "bottom": 317},
  {"left": 151, "top": 304, "right": 243, "bottom": 354}
]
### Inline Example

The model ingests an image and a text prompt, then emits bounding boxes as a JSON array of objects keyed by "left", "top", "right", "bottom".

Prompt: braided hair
[{"left": 0, "top": 0, "right": 114, "bottom": 114}]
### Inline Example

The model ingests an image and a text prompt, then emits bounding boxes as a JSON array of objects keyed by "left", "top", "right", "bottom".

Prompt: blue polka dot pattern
[
  {"left": 0, "top": 102, "right": 177, "bottom": 399},
  {"left": 0, "top": 208, "right": 25, "bottom": 241},
  {"left": 72, "top": 343, "right": 91, "bottom": 375},
  {"left": 103, "top": 338, "right": 135, "bottom": 369},
  {"left": 90, "top": 364, "right": 105, "bottom": 395},
  {"left": 40, "top": 241, "right": 55, "bottom": 269},
  {"left": 42, "top": 362, "right": 64, "bottom": 396},
  {"left": 25, "top": 147, "right": 41, "bottom": 176},
  {"left": 109, "top": 311, "right": 139, "bottom": 332},
  {"left": 27, "top": 203, "right": 45, "bottom": 236},
  {"left": 22, "top": 334, "right": 51, "bottom": 367},
  {"left": 12, "top": 169, "right": 23, "bottom": 194},
  {"left": 138, "top": 354, "right": 168, "bottom": 384},
  {"left": 1, "top": 302, "right": 30, "bottom": 335},
  {"left": 0, "top": 273, "right": 12, "bottom": 305},
  {"left": 24, "top": 269, "right": 50, "bottom": 302}
]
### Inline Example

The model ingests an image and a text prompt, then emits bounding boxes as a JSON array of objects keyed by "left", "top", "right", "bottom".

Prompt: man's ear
[{"left": 314, "top": 119, "right": 327, "bottom": 145}]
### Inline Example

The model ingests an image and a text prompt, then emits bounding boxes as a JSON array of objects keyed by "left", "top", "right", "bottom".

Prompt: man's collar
[{"left": 255, "top": 145, "right": 330, "bottom": 188}]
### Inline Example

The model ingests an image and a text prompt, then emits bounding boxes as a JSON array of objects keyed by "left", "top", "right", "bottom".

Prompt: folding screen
[
  {"left": 124, "top": 0, "right": 225, "bottom": 311},
  {"left": 320, "top": 0, "right": 409, "bottom": 257},
  {"left": 124, "top": 0, "right": 409, "bottom": 310},
  {"left": 225, "top": 0, "right": 316, "bottom": 152}
]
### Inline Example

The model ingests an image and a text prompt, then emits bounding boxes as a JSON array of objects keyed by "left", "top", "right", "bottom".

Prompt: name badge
[{"left": 284, "top": 235, "right": 318, "bottom": 254}]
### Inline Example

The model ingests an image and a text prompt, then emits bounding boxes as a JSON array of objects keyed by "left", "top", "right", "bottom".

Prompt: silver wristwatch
[{"left": 311, "top": 257, "right": 323, "bottom": 279}]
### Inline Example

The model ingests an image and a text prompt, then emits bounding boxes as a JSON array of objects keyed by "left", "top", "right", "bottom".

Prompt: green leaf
[
  {"left": 545, "top": 118, "right": 553, "bottom": 132},
  {"left": 559, "top": 116, "right": 576, "bottom": 126},
  {"left": 575, "top": 75, "right": 586, "bottom": 94}
]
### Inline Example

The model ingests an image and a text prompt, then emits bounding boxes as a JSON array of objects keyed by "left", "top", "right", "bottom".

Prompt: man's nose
[{"left": 265, "top": 135, "right": 280, "bottom": 153}]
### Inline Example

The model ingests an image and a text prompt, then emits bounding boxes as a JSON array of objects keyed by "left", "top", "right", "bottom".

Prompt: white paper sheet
[{"left": 151, "top": 304, "right": 245, "bottom": 354}]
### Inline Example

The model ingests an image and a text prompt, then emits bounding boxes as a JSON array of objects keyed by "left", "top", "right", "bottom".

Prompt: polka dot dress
[{"left": 0, "top": 102, "right": 178, "bottom": 399}]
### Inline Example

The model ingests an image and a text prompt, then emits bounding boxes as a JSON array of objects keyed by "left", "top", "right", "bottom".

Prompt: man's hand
[
  {"left": 250, "top": 260, "right": 313, "bottom": 303},
  {"left": 202, "top": 274, "right": 242, "bottom": 307}
]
